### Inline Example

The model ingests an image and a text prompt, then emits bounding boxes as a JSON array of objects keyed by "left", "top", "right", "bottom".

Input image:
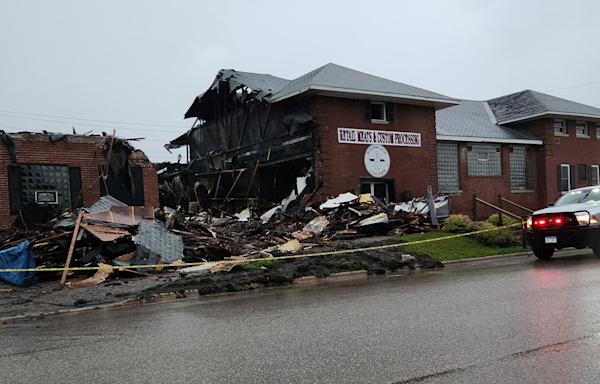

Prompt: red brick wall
[
  {"left": 531, "top": 118, "right": 600, "bottom": 205},
  {"left": 444, "top": 142, "right": 541, "bottom": 220},
  {"left": 312, "top": 96, "right": 437, "bottom": 201},
  {"left": 0, "top": 135, "right": 159, "bottom": 228}
]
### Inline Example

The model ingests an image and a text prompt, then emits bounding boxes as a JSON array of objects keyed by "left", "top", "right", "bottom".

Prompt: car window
[
  {"left": 555, "top": 190, "right": 590, "bottom": 206},
  {"left": 554, "top": 188, "right": 600, "bottom": 206},
  {"left": 581, "top": 188, "right": 600, "bottom": 204}
]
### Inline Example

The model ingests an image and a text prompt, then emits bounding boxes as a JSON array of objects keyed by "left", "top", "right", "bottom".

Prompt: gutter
[
  {"left": 271, "top": 85, "right": 461, "bottom": 107},
  {"left": 436, "top": 135, "right": 544, "bottom": 145}
]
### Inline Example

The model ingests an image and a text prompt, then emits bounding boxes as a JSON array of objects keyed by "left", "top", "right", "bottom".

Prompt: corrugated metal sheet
[{"left": 84, "top": 206, "right": 155, "bottom": 226}]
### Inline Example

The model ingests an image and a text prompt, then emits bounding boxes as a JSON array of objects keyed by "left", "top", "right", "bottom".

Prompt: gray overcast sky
[{"left": 1, "top": 0, "right": 599, "bottom": 162}]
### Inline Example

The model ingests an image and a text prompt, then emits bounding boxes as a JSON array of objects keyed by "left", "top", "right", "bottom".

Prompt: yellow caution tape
[{"left": 0, "top": 223, "right": 523, "bottom": 273}]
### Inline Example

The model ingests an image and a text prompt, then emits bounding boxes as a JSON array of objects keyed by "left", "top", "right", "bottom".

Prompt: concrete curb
[{"left": 443, "top": 248, "right": 585, "bottom": 265}]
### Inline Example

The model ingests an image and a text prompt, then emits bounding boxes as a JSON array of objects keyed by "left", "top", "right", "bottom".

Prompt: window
[
  {"left": 364, "top": 101, "right": 394, "bottom": 124},
  {"left": 20, "top": 165, "right": 71, "bottom": 207},
  {"left": 576, "top": 121, "right": 588, "bottom": 136},
  {"left": 35, "top": 191, "right": 59, "bottom": 204},
  {"left": 468, "top": 144, "right": 501, "bottom": 176},
  {"left": 554, "top": 119, "right": 567, "bottom": 135},
  {"left": 371, "top": 102, "right": 385, "bottom": 121},
  {"left": 558, "top": 164, "right": 574, "bottom": 192},
  {"left": 590, "top": 165, "right": 599, "bottom": 186},
  {"left": 510, "top": 146, "right": 531, "bottom": 190},
  {"left": 437, "top": 142, "right": 460, "bottom": 191},
  {"left": 7, "top": 164, "right": 82, "bottom": 214},
  {"left": 360, "top": 178, "right": 395, "bottom": 203},
  {"left": 596, "top": 124, "right": 600, "bottom": 138}
]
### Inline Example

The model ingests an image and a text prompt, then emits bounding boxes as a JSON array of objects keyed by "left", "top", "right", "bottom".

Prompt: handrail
[
  {"left": 473, "top": 197, "right": 521, "bottom": 220},
  {"left": 500, "top": 197, "right": 533, "bottom": 213}
]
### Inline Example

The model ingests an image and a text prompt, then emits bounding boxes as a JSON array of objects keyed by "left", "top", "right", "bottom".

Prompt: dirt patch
[
  {"left": 0, "top": 238, "right": 443, "bottom": 320},
  {"left": 141, "top": 240, "right": 443, "bottom": 297}
]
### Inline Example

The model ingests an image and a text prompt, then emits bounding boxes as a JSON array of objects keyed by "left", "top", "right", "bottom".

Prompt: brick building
[
  {"left": 168, "top": 63, "right": 458, "bottom": 206},
  {"left": 0, "top": 132, "right": 159, "bottom": 228},
  {"left": 436, "top": 90, "right": 600, "bottom": 218},
  {"left": 169, "top": 64, "right": 600, "bottom": 219}
]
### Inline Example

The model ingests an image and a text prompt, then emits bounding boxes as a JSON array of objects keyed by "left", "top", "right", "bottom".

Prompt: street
[{"left": 3, "top": 251, "right": 600, "bottom": 383}]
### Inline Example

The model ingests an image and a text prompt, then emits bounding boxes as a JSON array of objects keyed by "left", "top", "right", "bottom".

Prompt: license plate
[{"left": 545, "top": 236, "right": 557, "bottom": 244}]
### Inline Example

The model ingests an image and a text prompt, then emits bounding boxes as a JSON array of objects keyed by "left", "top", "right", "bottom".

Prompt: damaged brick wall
[{"left": 0, "top": 134, "right": 159, "bottom": 229}]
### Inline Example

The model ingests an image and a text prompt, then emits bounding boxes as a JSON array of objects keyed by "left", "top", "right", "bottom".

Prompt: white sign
[
  {"left": 338, "top": 127, "right": 421, "bottom": 147},
  {"left": 364, "top": 145, "right": 390, "bottom": 178}
]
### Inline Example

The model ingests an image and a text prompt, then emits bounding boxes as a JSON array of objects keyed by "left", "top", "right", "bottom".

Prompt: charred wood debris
[{"left": 0, "top": 182, "right": 444, "bottom": 287}]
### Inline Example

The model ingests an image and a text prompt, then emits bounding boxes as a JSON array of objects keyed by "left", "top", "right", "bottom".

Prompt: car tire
[
  {"left": 592, "top": 241, "right": 600, "bottom": 258},
  {"left": 533, "top": 248, "right": 554, "bottom": 260}
]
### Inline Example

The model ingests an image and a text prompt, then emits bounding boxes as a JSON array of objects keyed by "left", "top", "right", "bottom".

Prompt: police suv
[{"left": 523, "top": 186, "right": 600, "bottom": 259}]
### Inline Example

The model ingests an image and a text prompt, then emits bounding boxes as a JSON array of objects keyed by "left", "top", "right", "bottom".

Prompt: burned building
[
  {"left": 0, "top": 132, "right": 159, "bottom": 228},
  {"left": 166, "top": 63, "right": 459, "bottom": 209}
]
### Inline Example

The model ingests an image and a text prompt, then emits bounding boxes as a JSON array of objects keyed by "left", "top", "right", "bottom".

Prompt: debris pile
[{"left": 0, "top": 188, "right": 442, "bottom": 286}]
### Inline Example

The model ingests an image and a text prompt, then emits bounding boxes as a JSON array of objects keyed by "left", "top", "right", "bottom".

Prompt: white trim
[
  {"left": 560, "top": 163, "right": 571, "bottom": 192},
  {"left": 436, "top": 135, "right": 543, "bottom": 145},
  {"left": 591, "top": 165, "right": 599, "bottom": 186},
  {"left": 575, "top": 120, "right": 588, "bottom": 136},
  {"left": 271, "top": 85, "right": 461, "bottom": 106},
  {"left": 482, "top": 101, "right": 497, "bottom": 124},
  {"left": 499, "top": 111, "right": 600, "bottom": 125}
]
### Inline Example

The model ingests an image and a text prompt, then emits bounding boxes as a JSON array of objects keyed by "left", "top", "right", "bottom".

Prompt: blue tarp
[{"left": 0, "top": 240, "right": 37, "bottom": 287}]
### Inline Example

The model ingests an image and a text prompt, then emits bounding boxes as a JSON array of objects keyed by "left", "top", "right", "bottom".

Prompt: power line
[
  {"left": 544, "top": 81, "right": 600, "bottom": 93},
  {"left": 0, "top": 113, "right": 189, "bottom": 133},
  {"left": 0, "top": 109, "right": 190, "bottom": 129}
]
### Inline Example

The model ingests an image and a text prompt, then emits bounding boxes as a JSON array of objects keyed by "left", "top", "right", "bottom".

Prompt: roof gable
[
  {"left": 487, "top": 89, "right": 600, "bottom": 124},
  {"left": 271, "top": 63, "right": 458, "bottom": 104}
]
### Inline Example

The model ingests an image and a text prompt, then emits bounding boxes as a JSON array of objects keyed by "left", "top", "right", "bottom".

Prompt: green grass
[
  {"left": 241, "top": 260, "right": 273, "bottom": 270},
  {"left": 394, "top": 232, "right": 527, "bottom": 261}
]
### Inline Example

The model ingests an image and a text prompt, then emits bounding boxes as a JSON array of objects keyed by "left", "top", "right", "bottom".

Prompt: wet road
[{"left": 4, "top": 251, "right": 600, "bottom": 383}]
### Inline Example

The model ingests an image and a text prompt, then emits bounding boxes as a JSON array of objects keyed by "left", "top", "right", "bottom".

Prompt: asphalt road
[{"left": 4, "top": 250, "right": 600, "bottom": 383}]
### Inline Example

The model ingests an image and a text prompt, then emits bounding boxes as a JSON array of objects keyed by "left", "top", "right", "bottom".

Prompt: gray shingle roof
[
  {"left": 134, "top": 222, "right": 184, "bottom": 264},
  {"left": 271, "top": 63, "right": 458, "bottom": 103},
  {"left": 436, "top": 100, "right": 543, "bottom": 143},
  {"left": 185, "top": 63, "right": 459, "bottom": 120},
  {"left": 87, "top": 195, "right": 127, "bottom": 213},
  {"left": 487, "top": 90, "right": 600, "bottom": 124}
]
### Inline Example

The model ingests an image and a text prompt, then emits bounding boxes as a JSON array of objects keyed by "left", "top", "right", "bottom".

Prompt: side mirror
[{"left": 547, "top": 203, "right": 554, "bottom": 207}]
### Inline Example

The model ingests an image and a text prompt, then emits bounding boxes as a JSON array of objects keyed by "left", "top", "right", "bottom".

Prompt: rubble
[{"left": 0, "top": 184, "right": 442, "bottom": 288}]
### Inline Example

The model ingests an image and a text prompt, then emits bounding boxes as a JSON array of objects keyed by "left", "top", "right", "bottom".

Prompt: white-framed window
[
  {"left": 596, "top": 124, "right": 600, "bottom": 139},
  {"left": 35, "top": 190, "right": 59, "bottom": 204},
  {"left": 365, "top": 101, "right": 393, "bottom": 124},
  {"left": 576, "top": 121, "right": 588, "bottom": 136},
  {"left": 360, "top": 178, "right": 394, "bottom": 203},
  {"left": 591, "top": 165, "right": 599, "bottom": 186},
  {"left": 559, "top": 164, "right": 571, "bottom": 192},
  {"left": 554, "top": 119, "right": 567, "bottom": 135},
  {"left": 370, "top": 102, "right": 386, "bottom": 122}
]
